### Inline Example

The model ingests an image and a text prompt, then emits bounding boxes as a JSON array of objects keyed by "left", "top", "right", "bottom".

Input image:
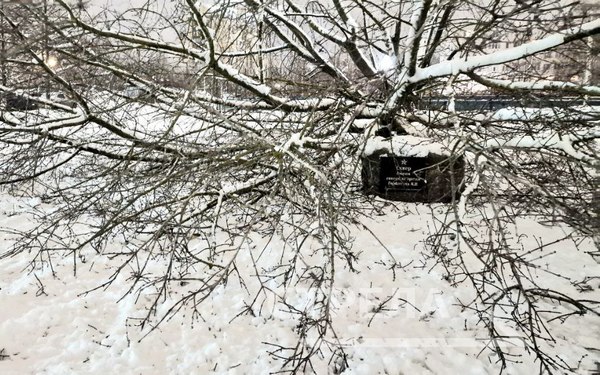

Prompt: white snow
[
  {"left": 363, "top": 135, "right": 452, "bottom": 157},
  {"left": 492, "top": 105, "right": 600, "bottom": 121},
  {"left": 0, "top": 191, "right": 598, "bottom": 374},
  {"left": 410, "top": 19, "right": 600, "bottom": 82},
  {"left": 482, "top": 129, "right": 598, "bottom": 161},
  {"left": 479, "top": 78, "right": 600, "bottom": 96},
  {"left": 374, "top": 53, "right": 397, "bottom": 74}
]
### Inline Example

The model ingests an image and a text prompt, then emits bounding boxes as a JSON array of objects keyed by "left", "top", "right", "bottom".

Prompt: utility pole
[
  {"left": 44, "top": 0, "right": 50, "bottom": 97},
  {"left": 0, "top": 0, "right": 40, "bottom": 89},
  {"left": 1, "top": 0, "right": 7, "bottom": 86}
]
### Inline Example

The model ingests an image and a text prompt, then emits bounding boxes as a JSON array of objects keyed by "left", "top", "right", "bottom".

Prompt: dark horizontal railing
[{"left": 417, "top": 96, "right": 600, "bottom": 111}]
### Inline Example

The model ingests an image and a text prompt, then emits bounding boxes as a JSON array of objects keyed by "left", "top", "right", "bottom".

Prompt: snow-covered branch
[
  {"left": 411, "top": 19, "right": 600, "bottom": 82},
  {"left": 468, "top": 73, "right": 600, "bottom": 96},
  {"left": 482, "top": 129, "right": 599, "bottom": 162}
]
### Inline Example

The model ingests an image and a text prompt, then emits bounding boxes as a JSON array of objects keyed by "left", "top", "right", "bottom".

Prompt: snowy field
[
  {"left": 1, "top": 189, "right": 599, "bottom": 375},
  {"left": 2, "top": 1, "right": 599, "bottom": 372},
  {"left": 0, "top": 98, "right": 598, "bottom": 374}
]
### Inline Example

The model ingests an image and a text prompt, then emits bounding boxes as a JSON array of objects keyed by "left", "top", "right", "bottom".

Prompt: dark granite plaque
[{"left": 379, "top": 156, "right": 427, "bottom": 193}]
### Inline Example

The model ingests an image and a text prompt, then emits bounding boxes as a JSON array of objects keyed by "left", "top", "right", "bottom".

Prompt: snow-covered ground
[
  {"left": 1, "top": 190, "right": 598, "bottom": 374},
  {"left": 0, "top": 96, "right": 598, "bottom": 374}
]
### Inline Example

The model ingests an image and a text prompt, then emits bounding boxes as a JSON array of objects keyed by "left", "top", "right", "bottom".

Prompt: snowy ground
[{"left": 0, "top": 190, "right": 599, "bottom": 375}]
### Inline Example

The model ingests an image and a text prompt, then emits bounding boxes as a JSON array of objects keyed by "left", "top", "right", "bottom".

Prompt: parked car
[
  {"left": 5, "top": 92, "right": 40, "bottom": 111},
  {"left": 4, "top": 90, "right": 78, "bottom": 111},
  {"left": 122, "top": 85, "right": 153, "bottom": 101},
  {"left": 45, "top": 92, "right": 78, "bottom": 108}
]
